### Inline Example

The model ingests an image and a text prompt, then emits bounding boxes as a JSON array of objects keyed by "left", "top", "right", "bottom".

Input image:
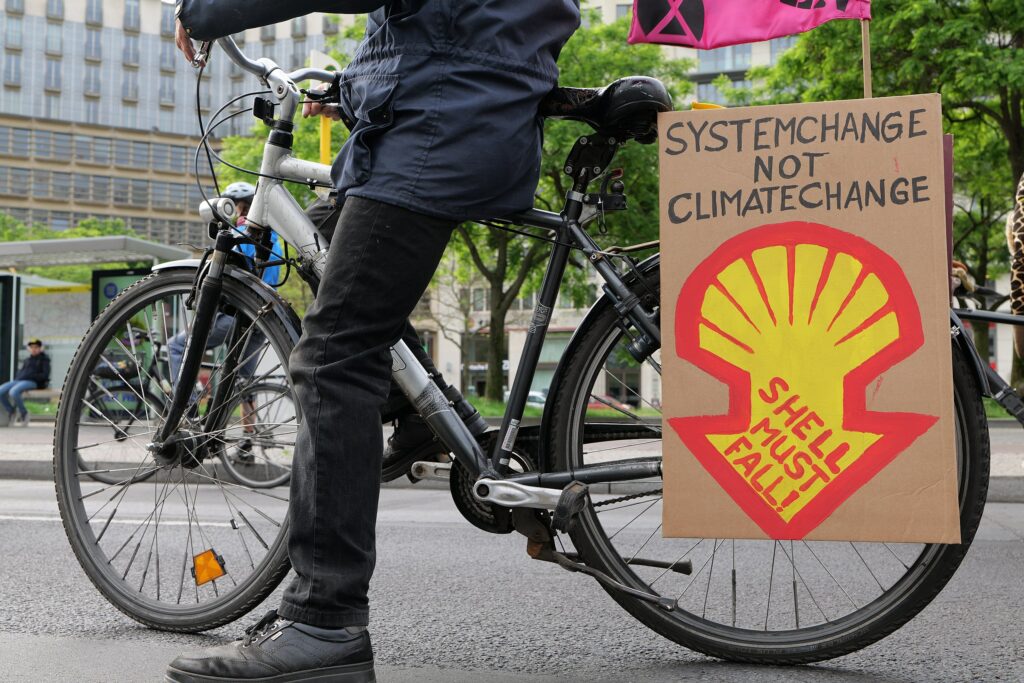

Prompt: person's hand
[
  {"left": 175, "top": 18, "right": 198, "bottom": 64},
  {"left": 302, "top": 85, "right": 342, "bottom": 120}
]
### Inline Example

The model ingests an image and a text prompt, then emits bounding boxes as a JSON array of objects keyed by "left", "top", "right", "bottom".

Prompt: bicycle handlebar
[{"left": 215, "top": 36, "right": 337, "bottom": 85}]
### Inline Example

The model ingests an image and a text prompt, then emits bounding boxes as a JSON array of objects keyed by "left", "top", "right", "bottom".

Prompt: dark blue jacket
[
  {"left": 179, "top": 1, "right": 580, "bottom": 221},
  {"left": 15, "top": 352, "right": 50, "bottom": 388}
]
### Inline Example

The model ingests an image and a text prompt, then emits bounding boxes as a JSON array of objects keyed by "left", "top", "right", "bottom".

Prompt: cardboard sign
[{"left": 659, "top": 95, "right": 960, "bottom": 542}]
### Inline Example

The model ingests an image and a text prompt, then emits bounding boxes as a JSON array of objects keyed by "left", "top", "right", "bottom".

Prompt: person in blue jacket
[
  {"left": 167, "top": 3, "right": 580, "bottom": 681},
  {"left": 0, "top": 338, "right": 50, "bottom": 427}
]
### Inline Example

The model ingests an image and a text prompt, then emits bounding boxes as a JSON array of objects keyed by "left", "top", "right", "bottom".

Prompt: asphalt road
[{"left": 0, "top": 480, "right": 1022, "bottom": 682}]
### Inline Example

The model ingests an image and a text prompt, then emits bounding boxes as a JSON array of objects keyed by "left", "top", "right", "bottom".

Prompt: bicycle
[
  {"left": 53, "top": 36, "right": 990, "bottom": 664},
  {"left": 73, "top": 323, "right": 296, "bottom": 489}
]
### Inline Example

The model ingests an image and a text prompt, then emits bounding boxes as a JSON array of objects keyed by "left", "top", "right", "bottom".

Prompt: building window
[
  {"left": 32, "top": 169, "right": 51, "bottom": 198},
  {"left": 34, "top": 131, "right": 53, "bottom": 159},
  {"left": 50, "top": 211, "right": 70, "bottom": 231},
  {"left": 84, "top": 63, "right": 101, "bottom": 96},
  {"left": 160, "top": 2, "right": 176, "bottom": 35},
  {"left": 121, "top": 70, "right": 138, "bottom": 100},
  {"left": 121, "top": 103, "right": 137, "bottom": 129},
  {"left": 159, "top": 107, "right": 175, "bottom": 131},
  {"left": 5, "top": 16, "right": 22, "bottom": 49},
  {"left": 92, "top": 137, "right": 111, "bottom": 164},
  {"left": 696, "top": 82, "right": 724, "bottom": 105},
  {"left": 44, "top": 58, "right": 61, "bottom": 91},
  {"left": 130, "top": 141, "right": 149, "bottom": 168},
  {"left": 85, "top": 28, "right": 102, "bottom": 61},
  {"left": 45, "top": 0, "right": 63, "bottom": 20},
  {"left": 45, "top": 22, "right": 63, "bottom": 55},
  {"left": 771, "top": 36, "right": 798, "bottom": 62},
  {"left": 130, "top": 179, "right": 148, "bottom": 206},
  {"left": 124, "top": 0, "right": 140, "bottom": 32},
  {"left": 9, "top": 128, "right": 28, "bottom": 157},
  {"left": 159, "top": 74, "right": 175, "bottom": 105},
  {"left": 92, "top": 175, "right": 110, "bottom": 202},
  {"left": 697, "top": 45, "right": 752, "bottom": 74},
  {"left": 83, "top": 99, "right": 100, "bottom": 124},
  {"left": 322, "top": 16, "right": 339, "bottom": 35},
  {"left": 112, "top": 177, "right": 130, "bottom": 204},
  {"left": 291, "top": 40, "right": 307, "bottom": 68},
  {"left": 615, "top": 3, "right": 631, "bottom": 20},
  {"left": 54, "top": 132, "right": 71, "bottom": 158},
  {"left": 123, "top": 34, "right": 139, "bottom": 65},
  {"left": 291, "top": 17, "right": 306, "bottom": 37},
  {"left": 170, "top": 146, "right": 188, "bottom": 173},
  {"left": 160, "top": 39, "right": 177, "bottom": 71},
  {"left": 260, "top": 24, "right": 275, "bottom": 41},
  {"left": 10, "top": 167, "right": 29, "bottom": 195},
  {"left": 86, "top": 0, "right": 103, "bottom": 25},
  {"left": 5, "top": 0, "right": 24, "bottom": 14},
  {"left": 73, "top": 173, "right": 90, "bottom": 202},
  {"left": 151, "top": 143, "right": 170, "bottom": 171},
  {"left": 43, "top": 93, "right": 61, "bottom": 119},
  {"left": 3, "top": 52, "right": 21, "bottom": 87}
]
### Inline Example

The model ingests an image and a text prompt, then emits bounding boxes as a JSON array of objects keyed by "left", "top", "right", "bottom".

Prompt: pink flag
[{"left": 629, "top": 0, "right": 871, "bottom": 50}]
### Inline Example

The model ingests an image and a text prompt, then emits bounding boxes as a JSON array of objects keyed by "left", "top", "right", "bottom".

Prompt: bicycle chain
[{"left": 592, "top": 488, "right": 662, "bottom": 508}]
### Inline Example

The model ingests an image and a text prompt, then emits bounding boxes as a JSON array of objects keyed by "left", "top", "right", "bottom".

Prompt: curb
[{"left": 7, "top": 459, "right": 1024, "bottom": 502}]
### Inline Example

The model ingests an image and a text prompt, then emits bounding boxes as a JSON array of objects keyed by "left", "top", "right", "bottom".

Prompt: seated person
[{"left": 1, "top": 338, "right": 50, "bottom": 426}]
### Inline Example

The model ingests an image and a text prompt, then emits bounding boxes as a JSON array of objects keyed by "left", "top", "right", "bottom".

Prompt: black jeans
[{"left": 278, "top": 196, "right": 454, "bottom": 627}]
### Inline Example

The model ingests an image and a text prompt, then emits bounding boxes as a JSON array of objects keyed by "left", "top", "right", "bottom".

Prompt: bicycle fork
[{"left": 150, "top": 231, "right": 236, "bottom": 456}]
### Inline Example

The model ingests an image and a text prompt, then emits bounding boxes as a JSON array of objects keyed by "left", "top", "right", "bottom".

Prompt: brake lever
[
  {"left": 301, "top": 73, "right": 342, "bottom": 103},
  {"left": 191, "top": 41, "right": 211, "bottom": 68}
]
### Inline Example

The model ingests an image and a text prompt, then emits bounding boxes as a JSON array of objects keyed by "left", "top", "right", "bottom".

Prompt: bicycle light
[{"left": 199, "top": 197, "right": 236, "bottom": 224}]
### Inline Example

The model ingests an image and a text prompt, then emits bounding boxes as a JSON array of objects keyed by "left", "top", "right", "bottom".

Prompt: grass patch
[
  {"left": 986, "top": 396, "right": 1015, "bottom": 419},
  {"left": 469, "top": 397, "right": 544, "bottom": 419}
]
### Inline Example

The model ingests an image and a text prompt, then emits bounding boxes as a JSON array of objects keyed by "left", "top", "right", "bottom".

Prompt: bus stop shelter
[{"left": 0, "top": 236, "right": 192, "bottom": 392}]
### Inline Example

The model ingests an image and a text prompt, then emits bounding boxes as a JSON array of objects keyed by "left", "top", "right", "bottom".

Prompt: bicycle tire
[
  {"left": 547, "top": 264, "right": 990, "bottom": 664},
  {"left": 54, "top": 269, "right": 295, "bottom": 632},
  {"left": 214, "top": 381, "right": 295, "bottom": 489}
]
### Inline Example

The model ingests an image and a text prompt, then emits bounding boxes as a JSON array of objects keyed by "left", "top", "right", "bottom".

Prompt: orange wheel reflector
[{"left": 192, "top": 549, "right": 226, "bottom": 585}]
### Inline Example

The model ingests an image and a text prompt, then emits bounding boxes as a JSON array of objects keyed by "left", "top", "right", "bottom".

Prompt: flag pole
[{"left": 860, "top": 19, "right": 873, "bottom": 99}]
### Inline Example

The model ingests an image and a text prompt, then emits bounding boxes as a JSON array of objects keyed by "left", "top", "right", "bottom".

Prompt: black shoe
[
  {"left": 165, "top": 610, "right": 375, "bottom": 683},
  {"left": 381, "top": 387, "right": 489, "bottom": 483}
]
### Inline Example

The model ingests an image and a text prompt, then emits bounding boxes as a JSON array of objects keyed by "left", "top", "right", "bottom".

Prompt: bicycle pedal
[{"left": 552, "top": 480, "right": 589, "bottom": 534}]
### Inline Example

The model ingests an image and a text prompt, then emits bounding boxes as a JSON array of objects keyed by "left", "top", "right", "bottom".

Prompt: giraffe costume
[{"left": 1006, "top": 171, "right": 1024, "bottom": 355}]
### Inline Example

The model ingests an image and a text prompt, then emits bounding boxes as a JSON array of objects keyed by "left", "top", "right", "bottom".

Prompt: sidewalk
[{"left": 8, "top": 418, "right": 1024, "bottom": 501}]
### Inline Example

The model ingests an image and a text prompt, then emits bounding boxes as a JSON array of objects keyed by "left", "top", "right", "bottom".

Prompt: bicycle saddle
[{"left": 539, "top": 76, "right": 673, "bottom": 144}]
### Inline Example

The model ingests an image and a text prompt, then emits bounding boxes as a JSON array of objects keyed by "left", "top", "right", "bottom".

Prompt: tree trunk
[{"left": 485, "top": 303, "right": 507, "bottom": 402}]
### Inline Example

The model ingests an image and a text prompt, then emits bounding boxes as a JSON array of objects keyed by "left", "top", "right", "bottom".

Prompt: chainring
[{"left": 450, "top": 432, "right": 535, "bottom": 534}]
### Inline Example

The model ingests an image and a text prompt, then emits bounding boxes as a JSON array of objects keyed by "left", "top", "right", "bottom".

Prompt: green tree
[{"left": 0, "top": 214, "right": 144, "bottom": 283}]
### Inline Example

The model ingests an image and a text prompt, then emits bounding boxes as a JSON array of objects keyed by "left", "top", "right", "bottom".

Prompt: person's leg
[
  {"left": 10, "top": 380, "right": 37, "bottom": 419},
  {"left": 0, "top": 380, "right": 16, "bottom": 417},
  {"left": 279, "top": 197, "right": 455, "bottom": 628}
]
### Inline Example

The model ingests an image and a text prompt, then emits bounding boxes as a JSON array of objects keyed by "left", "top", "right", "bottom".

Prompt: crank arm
[{"left": 528, "top": 541, "right": 677, "bottom": 611}]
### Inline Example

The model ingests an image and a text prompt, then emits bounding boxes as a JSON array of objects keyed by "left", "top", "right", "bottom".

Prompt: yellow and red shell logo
[{"left": 670, "top": 222, "right": 937, "bottom": 538}]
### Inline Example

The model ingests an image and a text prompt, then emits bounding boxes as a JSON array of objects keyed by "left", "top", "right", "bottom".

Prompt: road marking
[{"left": 0, "top": 514, "right": 235, "bottom": 527}]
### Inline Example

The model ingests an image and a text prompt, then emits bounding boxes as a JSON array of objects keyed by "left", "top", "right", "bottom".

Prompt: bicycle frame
[{"left": 154, "top": 37, "right": 663, "bottom": 508}]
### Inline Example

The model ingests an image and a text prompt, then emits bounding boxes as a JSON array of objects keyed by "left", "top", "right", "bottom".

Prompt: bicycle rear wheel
[
  {"left": 547, "top": 264, "right": 990, "bottom": 663},
  {"left": 54, "top": 269, "right": 296, "bottom": 632},
  {"left": 214, "top": 381, "right": 296, "bottom": 489}
]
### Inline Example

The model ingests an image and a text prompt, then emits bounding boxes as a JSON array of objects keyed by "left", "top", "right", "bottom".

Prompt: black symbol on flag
[
  {"left": 637, "top": 0, "right": 705, "bottom": 41},
  {"left": 779, "top": 0, "right": 851, "bottom": 9}
]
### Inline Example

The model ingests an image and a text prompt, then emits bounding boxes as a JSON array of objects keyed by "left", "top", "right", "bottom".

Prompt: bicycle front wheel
[
  {"left": 547, "top": 264, "right": 990, "bottom": 663},
  {"left": 54, "top": 269, "right": 297, "bottom": 632}
]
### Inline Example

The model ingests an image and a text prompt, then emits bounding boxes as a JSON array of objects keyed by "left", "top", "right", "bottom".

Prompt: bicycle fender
[
  {"left": 152, "top": 259, "right": 303, "bottom": 347},
  {"left": 950, "top": 310, "right": 992, "bottom": 396},
  {"left": 538, "top": 253, "right": 661, "bottom": 472}
]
